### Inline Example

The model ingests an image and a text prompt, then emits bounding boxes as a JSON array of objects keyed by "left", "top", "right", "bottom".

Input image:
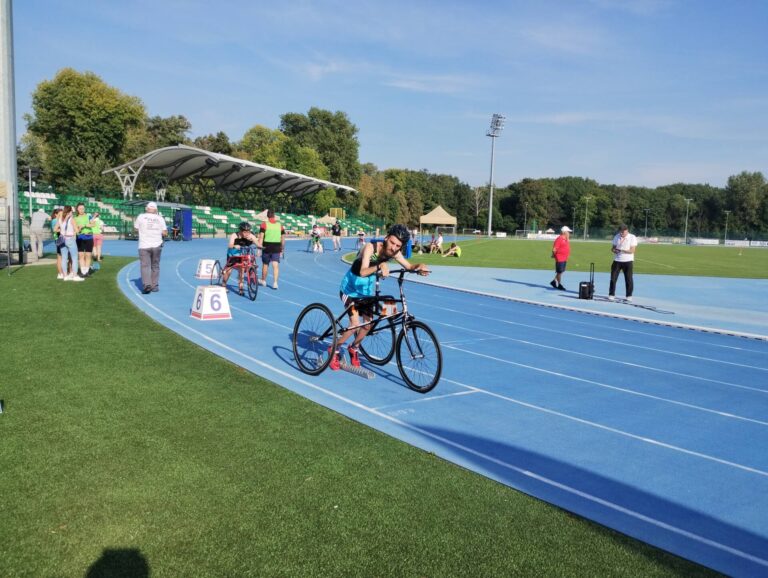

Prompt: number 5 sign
[
  {"left": 190, "top": 286, "right": 232, "bottom": 320},
  {"left": 195, "top": 259, "right": 218, "bottom": 280}
]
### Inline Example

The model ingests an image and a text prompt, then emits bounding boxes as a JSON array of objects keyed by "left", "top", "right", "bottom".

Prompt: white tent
[
  {"left": 419, "top": 205, "right": 457, "bottom": 227},
  {"left": 419, "top": 205, "right": 457, "bottom": 244},
  {"left": 254, "top": 209, "right": 270, "bottom": 221}
]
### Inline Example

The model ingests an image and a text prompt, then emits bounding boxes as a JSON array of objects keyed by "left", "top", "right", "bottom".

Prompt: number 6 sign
[{"left": 190, "top": 285, "right": 232, "bottom": 320}]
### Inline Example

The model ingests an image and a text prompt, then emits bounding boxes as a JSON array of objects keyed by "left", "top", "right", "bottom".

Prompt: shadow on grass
[{"left": 85, "top": 548, "right": 149, "bottom": 578}]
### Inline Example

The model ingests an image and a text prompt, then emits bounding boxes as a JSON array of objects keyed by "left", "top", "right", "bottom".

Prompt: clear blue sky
[{"left": 12, "top": 0, "right": 768, "bottom": 188}]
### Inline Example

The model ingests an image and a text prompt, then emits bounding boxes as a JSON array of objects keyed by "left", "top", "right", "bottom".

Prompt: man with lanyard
[
  {"left": 550, "top": 225, "right": 572, "bottom": 291},
  {"left": 74, "top": 202, "right": 95, "bottom": 277},
  {"left": 220, "top": 222, "right": 258, "bottom": 295},
  {"left": 331, "top": 219, "right": 342, "bottom": 251},
  {"left": 257, "top": 209, "right": 285, "bottom": 290},
  {"left": 330, "top": 224, "right": 429, "bottom": 371},
  {"left": 609, "top": 223, "right": 638, "bottom": 301}
]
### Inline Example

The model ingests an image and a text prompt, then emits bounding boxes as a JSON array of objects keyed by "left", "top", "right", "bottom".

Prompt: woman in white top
[{"left": 55, "top": 205, "right": 83, "bottom": 281}]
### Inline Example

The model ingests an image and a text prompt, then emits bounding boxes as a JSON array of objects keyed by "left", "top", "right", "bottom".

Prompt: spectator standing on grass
[
  {"left": 134, "top": 202, "right": 167, "bottom": 294},
  {"left": 331, "top": 220, "right": 342, "bottom": 251},
  {"left": 609, "top": 224, "right": 638, "bottom": 301},
  {"left": 550, "top": 226, "right": 572, "bottom": 291},
  {"left": 29, "top": 208, "right": 50, "bottom": 258},
  {"left": 257, "top": 209, "right": 285, "bottom": 290},
  {"left": 91, "top": 212, "right": 105, "bottom": 263},
  {"left": 74, "top": 203, "right": 94, "bottom": 277},
  {"left": 50, "top": 208, "right": 65, "bottom": 279},
  {"left": 57, "top": 205, "right": 83, "bottom": 281}
]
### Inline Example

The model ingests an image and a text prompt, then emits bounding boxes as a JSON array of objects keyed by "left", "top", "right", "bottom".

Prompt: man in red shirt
[{"left": 550, "top": 226, "right": 572, "bottom": 291}]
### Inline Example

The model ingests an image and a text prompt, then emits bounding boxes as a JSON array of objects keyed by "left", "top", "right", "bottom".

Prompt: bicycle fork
[{"left": 401, "top": 321, "right": 426, "bottom": 361}]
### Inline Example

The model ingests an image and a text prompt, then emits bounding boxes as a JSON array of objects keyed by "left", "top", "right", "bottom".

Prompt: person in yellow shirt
[{"left": 442, "top": 242, "right": 461, "bottom": 258}]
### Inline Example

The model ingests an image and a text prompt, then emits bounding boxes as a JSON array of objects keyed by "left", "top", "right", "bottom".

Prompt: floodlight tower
[
  {"left": 724, "top": 210, "right": 731, "bottom": 244},
  {"left": 486, "top": 113, "right": 505, "bottom": 237},
  {"left": 583, "top": 196, "right": 592, "bottom": 240},
  {"left": 683, "top": 198, "right": 693, "bottom": 244}
]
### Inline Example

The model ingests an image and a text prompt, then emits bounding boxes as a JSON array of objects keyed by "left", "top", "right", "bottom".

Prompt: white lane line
[
  {"left": 121, "top": 263, "right": 768, "bottom": 570},
  {"left": 373, "top": 389, "right": 478, "bottom": 410},
  {"left": 431, "top": 319, "right": 768, "bottom": 396},
  {"left": 441, "top": 342, "right": 768, "bottom": 428},
  {"left": 534, "top": 311, "right": 767, "bottom": 353},
  {"left": 421, "top": 301, "right": 768, "bottom": 372}
]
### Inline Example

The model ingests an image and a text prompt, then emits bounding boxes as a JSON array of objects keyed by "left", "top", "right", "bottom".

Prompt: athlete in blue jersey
[{"left": 331, "top": 224, "right": 429, "bottom": 370}]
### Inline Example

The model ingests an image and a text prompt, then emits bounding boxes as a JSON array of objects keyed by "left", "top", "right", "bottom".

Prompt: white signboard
[
  {"left": 190, "top": 286, "right": 232, "bottom": 320},
  {"left": 195, "top": 258, "right": 218, "bottom": 280}
]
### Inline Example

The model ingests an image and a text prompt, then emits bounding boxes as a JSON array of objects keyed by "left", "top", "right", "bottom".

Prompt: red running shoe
[
  {"left": 328, "top": 347, "right": 340, "bottom": 371},
  {"left": 348, "top": 346, "right": 361, "bottom": 368}
]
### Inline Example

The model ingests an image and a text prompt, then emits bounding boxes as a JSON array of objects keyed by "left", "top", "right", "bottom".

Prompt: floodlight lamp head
[
  {"left": 486, "top": 113, "right": 506, "bottom": 137},
  {"left": 205, "top": 157, "right": 220, "bottom": 168}
]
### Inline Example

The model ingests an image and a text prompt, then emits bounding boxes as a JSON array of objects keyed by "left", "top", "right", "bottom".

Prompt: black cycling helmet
[
  {"left": 238, "top": 221, "right": 251, "bottom": 232},
  {"left": 387, "top": 224, "right": 411, "bottom": 244}
]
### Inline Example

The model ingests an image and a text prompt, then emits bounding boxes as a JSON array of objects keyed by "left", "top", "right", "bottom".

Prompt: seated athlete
[
  {"left": 221, "top": 221, "right": 258, "bottom": 294},
  {"left": 442, "top": 242, "right": 461, "bottom": 258},
  {"left": 331, "top": 224, "right": 429, "bottom": 370}
]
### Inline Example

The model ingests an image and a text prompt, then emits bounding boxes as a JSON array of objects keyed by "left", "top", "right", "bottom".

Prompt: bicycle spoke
[{"left": 396, "top": 321, "right": 442, "bottom": 393}]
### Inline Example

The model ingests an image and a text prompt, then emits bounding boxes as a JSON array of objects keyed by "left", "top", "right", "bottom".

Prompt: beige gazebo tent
[{"left": 419, "top": 205, "right": 457, "bottom": 243}]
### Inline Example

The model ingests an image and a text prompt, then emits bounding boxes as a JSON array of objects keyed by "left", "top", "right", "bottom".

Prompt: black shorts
[
  {"left": 77, "top": 237, "right": 94, "bottom": 252},
  {"left": 555, "top": 261, "right": 567, "bottom": 274},
  {"left": 225, "top": 256, "right": 245, "bottom": 269},
  {"left": 340, "top": 292, "right": 376, "bottom": 319}
]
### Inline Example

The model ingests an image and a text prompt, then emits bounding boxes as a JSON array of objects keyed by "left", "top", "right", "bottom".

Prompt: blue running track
[{"left": 114, "top": 238, "right": 768, "bottom": 577}]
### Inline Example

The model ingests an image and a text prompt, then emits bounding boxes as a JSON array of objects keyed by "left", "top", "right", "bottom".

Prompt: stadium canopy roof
[{"left": 103, "top": 144, "right": 356, "bottom": 200}]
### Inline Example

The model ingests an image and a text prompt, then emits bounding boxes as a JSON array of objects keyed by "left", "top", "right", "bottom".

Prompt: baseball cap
[
  {"left": 146, "top": 202, "right": 157, "bottom": 210},
  {"left": 561, "top": 226, "right": 573, "bottom": 232}
]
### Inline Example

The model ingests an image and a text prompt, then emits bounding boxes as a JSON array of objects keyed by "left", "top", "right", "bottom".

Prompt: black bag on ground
[{"left": 579, "top": 262, "right": 595, "bottom": 300}]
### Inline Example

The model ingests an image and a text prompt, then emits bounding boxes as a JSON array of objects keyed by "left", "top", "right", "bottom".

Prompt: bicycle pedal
[{"left": 339, "top": 361, "right": 375, "bottom": 379}]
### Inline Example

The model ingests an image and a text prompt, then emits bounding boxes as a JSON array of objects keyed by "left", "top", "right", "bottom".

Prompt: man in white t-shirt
[
  {"left": 608, "top": 223, "right": 638, "bottom": 301},
  {"left": 29, "top": 208, "right": 50, "bottom": 258},
  {"left": 134, "top": 201, "right": 167, "bottom": 294}
]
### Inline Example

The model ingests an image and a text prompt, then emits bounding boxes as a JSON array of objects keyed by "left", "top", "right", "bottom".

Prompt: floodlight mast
[{"left": 486, "top": 113, "right": 505, "bottom": 237}]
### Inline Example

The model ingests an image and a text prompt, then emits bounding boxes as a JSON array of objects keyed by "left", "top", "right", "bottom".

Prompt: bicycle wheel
[
  {"left": 246, "top": 265, "right": 259, "bottom": 301},
  {"left": 293, "top": 303, "right": 337, "bottom": 375},
  {"left": 359, "top": 318, "right": 396, "bottom": 365},
  {"left": 210, "top": 260, "right": 223, "bottom": 285},
  {"left": 396, "top": 320, "right": 442, "bottom": 393}
]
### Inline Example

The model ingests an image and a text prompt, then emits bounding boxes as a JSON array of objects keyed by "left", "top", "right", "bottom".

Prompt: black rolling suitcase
[{"left": 579, "top": 263, "right": 595, "bottom": 300}]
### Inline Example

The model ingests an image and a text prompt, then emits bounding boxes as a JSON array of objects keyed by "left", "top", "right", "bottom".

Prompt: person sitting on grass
[{"left": 442, "top": 242, "right": 462, "bottom": 258}]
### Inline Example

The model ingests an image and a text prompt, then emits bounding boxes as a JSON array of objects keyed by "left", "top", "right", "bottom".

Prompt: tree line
[{"left": 17, "top": 68, "right": 768, "bottom": 238}]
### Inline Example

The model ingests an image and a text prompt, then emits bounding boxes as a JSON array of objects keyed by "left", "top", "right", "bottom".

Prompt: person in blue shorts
[{"left": 330, "top": 224, "right": 429, "bottom": 370}]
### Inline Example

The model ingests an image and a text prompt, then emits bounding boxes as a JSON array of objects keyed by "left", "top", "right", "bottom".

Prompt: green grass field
[
  {"left": 0, "top": 260, "right": 717, "bottom": 577},
  {"left": 407, "top": 238, "right": 768, "bottom": 278}
]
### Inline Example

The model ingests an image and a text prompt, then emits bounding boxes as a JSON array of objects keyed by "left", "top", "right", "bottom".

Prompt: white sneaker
[
  {"left": 63, "top": 275, "right": 73, "bottom": 282},
  {"left": 57, "top": 274, "right": 64, "bottom": 279},
  {"left": 626, "top": 296, "right": 633, "bottom": 302},
  {"left": 608, "top": 295, "right": 615, "bottom": 301},
  {"left": 272, "top": 283, "right": 278, "bottom": 290},
  {"left": 258, "top": 279, "right": 266, "bottom": 286},
  {"left": 71, "top": 275, "right": 85, "bottom": 282}
]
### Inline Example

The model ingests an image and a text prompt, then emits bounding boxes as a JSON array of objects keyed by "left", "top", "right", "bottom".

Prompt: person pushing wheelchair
[{"left": 331, "top": 224, "right": 429, "bottom": 370}]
